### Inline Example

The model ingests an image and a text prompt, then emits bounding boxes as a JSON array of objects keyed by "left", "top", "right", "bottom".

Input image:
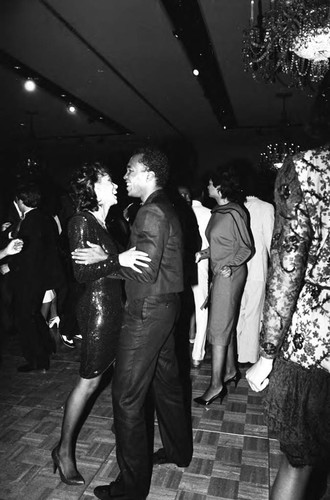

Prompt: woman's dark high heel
[
  {"left": 194, "top": 385, "right": 228, "bottom": 406},
  {"left": 224, "top": 371, "right": 241, "bottom": 388},
  {"left": 59, "top": 333, "right": 76, "bottom": 349},
  {"left": 51, "top": 445, "right": 85, "bottom": 485}
]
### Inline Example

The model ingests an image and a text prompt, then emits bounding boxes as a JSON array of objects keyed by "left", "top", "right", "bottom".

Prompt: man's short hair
[
  {"left": 133, "top": 146, "right": 170, "bottom": 188},
  {"left": 15, "top": 182, "right": 41, "bottom": 208}
]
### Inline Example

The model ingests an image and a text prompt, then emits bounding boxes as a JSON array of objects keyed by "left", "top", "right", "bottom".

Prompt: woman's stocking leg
[
  {"left": 41, "top": 301, "right": 51, "bottom": 322},
  {"left": 270, "top": 454, "right": 313, "bottom": 500},
  {"left": 224, "top": 333, "right": 236, "bottom": 379},
  {"left": 201, "top": 344, "right": 227, "bottom": 400},
  {"left": 57, "top": 375, "right": 101, "bottom": 476}
]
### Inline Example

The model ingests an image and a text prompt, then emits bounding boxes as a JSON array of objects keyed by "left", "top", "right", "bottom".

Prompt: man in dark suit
[
  {"left": 73, "top": 147, "right": 193, "bottom": 500},
  {"left": 9, "top": 183, "right": 52, "bottom": 372}
]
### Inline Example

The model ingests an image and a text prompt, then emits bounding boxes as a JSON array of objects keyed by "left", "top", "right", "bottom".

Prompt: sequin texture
[{"left": 68, "top": 211, "right": 123, "bottom": 378}]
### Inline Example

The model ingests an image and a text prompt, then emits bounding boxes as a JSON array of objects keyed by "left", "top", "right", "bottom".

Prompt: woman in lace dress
[
  {"left": 247, "top": 80, "right": 330, "bottom": 500},
  {"left": 51, "top": 162, "right": 150, "bottom": 485}
]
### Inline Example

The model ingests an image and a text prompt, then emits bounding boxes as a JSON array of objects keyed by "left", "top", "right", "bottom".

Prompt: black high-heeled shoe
[
  {"left": 51, "top": 445, "right": 85, "bottom": 485},
  {"left": 59, "top": 333, "right": 76, "bottom": 349},
  {"left": 224, "top": 371, "right": 241, "bottom": 388},
  {"left": 194, "top": 385, "right": 228, "bottom": 406}
]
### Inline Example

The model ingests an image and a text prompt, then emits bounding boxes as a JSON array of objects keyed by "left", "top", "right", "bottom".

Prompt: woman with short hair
[{"left": 194, "top": 166, "right": 253, "bottom": 406}]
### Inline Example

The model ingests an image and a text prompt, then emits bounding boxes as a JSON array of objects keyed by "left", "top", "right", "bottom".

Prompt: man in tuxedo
[
  {"left": 73, "top": 147, "right": 193, "bottom": 500},
  {"left": 8, "top": 183, "right": 52, "bottom": 372}
]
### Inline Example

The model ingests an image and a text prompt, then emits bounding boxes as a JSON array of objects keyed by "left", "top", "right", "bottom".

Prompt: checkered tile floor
[{"left": 0, "top": 333, "right": 329, "bottom": 500}]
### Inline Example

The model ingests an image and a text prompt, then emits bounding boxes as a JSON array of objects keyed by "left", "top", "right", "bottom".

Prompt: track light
[
  {"left": 24, "top": 78, "right": 36, "bottom": 92},
  {"left": 173, "top": 28, "right": 183, "bottom": 39},
  {"left": 67, "top": 104, "right": 77, "bottom": 114}
]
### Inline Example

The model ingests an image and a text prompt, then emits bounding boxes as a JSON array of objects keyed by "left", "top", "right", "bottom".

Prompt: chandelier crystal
[
  {"left": 242, "top": 0, "right": 330, "bottom": 89},
  {"left": 259, "top": 141, "right": 301, "bottom": 171}
]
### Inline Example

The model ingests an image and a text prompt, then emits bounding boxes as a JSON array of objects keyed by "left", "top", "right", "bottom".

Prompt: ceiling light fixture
[
  {"left": 242, "top": 0, "right": 330, "bottom": 90},
  {"left": 24, "top": 78, "right": 37, "bottom": 92},
  {"left": 67, "top": 104, "right": 77, "bottom": 114},
  {"left": 259, "top": 92, "right": 301, "bottom": 170},
  {"left": 192, "top": 68, "right": 199, "bottom": 76},
  {"left": 259, "top": 142, "right": 301, "bottom": 171}
]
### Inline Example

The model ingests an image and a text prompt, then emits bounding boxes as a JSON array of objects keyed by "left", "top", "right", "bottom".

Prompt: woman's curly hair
[{"left": 70, "top": 162, "right": 109, "bottom": 212}]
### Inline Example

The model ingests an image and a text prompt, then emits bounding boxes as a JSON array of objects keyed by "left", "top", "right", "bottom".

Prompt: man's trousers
[{"left": 112, "top": 293, "right": 193, "bottom": 499}]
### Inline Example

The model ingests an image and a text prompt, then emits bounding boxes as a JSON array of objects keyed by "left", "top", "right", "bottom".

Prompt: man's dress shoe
[{"left": 93, "top": 484, "right": 145, "bottom": 500}]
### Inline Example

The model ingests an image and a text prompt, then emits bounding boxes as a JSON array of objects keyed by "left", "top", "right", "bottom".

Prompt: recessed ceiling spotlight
[
  {"left": 67, "top": 104, "right": 77, "bottom": 114},
  {"left": 192, "top": 69, "right": 199, "bottom": 76},
  {"left": 223, "top": 125, "right": 227, "bottom": 130},
  {"left": 24, "top": 78, "right": 36, "bottom": 92}
]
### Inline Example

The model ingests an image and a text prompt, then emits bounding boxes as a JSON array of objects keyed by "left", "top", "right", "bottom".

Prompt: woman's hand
[
  {"left": 71, "top": 242, "right": 150, "bottom": 272},
  {"left": 195, "top": 251, "right": 202, "bottom": 264},
  {"left": 246, "top": 357, "right": 273, "bottom": 392},
  {"left": 119, "top": 247, "right": 151, "bottom": 272},
  {"left": 220, "top": 265, "right": 232, "bottom": 278},
  {"left": 7, "top": 238, "right": 24, "bottom": 255},
  {"left": 0, "top": 239, "right": 23, "bottom": 261},
  {"left": 72, "top": 241, "right": 108, "bottom": 265},
  {"left": 196, "top": 249, "right": 209, "bottom": 263},
  {"left": 1, "top": 222, "right": 12, "bottom": 232},
  {"left": 0, "top": 264, "right": 10, "bottom": 274}
]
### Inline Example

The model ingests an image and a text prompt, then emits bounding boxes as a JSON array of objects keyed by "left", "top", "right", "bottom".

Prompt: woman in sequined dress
[{"left": 51, "top": 162, "right": 150, "bottom": 486}]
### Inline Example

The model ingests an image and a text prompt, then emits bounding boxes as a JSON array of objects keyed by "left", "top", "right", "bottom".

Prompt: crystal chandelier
[
  {"left": 258, "top": 91, "right": 301, "bottom": 170},
  {"left": 242, "top": 0, "right": 330, "bottom": 90},
  {"left": 259, "top": 141, "right": 301, "bottom": 170}
]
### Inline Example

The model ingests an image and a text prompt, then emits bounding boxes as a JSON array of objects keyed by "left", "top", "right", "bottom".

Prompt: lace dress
[
  {"left": 68, "top": 211, "right": 123, "bottom": 378},
  {"left": 260, "top": 146, "right": 330, "bottom": 466}
]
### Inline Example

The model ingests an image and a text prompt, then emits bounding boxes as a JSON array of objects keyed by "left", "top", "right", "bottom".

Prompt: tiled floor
[{"left": 0, "top": 332, "right": 329, "bottom": 500}]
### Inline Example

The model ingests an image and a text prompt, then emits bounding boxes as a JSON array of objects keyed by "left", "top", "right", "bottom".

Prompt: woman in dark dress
[
  {"left": 194, "top": 168, "right": 253, "bottom": 406},
  {"left": 51, "top": 162, "right": 150, "bottom": 485}
]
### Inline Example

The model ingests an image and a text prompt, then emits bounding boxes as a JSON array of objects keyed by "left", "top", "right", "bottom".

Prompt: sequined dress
[{"left": 68, "top": 211, "right": 122, "bottom": 379}]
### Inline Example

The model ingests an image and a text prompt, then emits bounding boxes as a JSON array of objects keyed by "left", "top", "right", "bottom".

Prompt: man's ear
[{"left": 146, "top": 170, "right": 156, "bottom": 182}]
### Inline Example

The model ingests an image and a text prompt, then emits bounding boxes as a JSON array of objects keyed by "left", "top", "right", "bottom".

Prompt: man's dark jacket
[{"left": 114, "top": 189, "right": 184, "bottom": 301}]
